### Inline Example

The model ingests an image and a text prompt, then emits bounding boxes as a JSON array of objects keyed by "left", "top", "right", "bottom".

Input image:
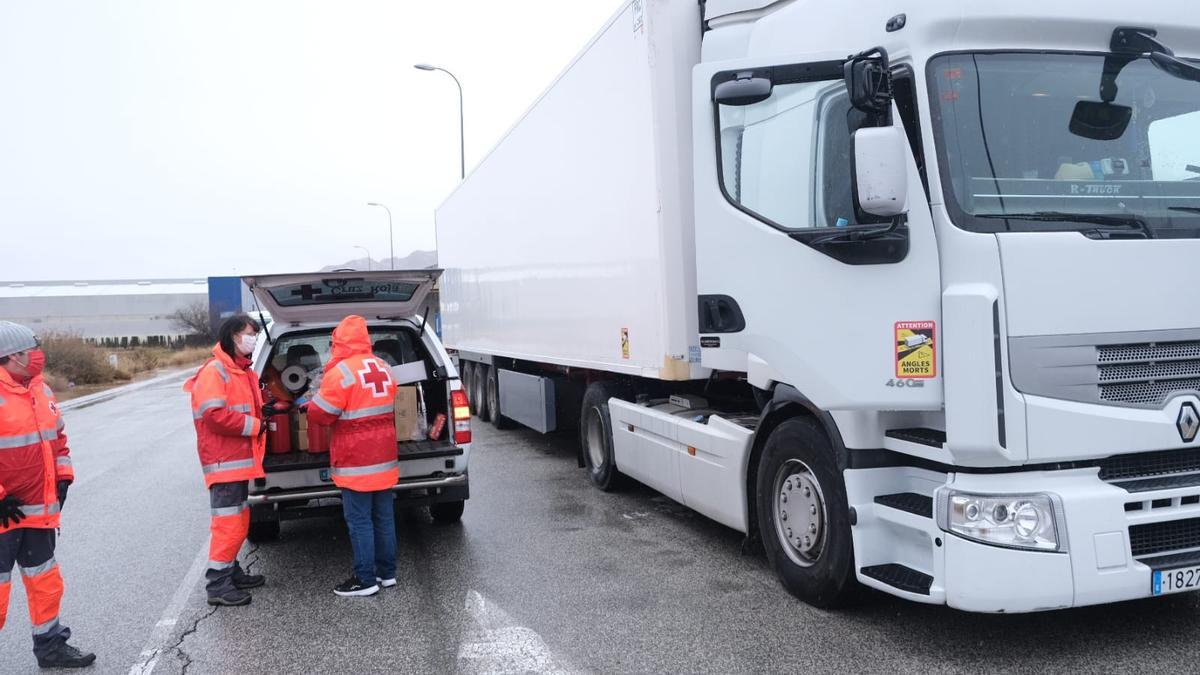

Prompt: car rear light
[{"left": 451, "top": 388, "right": 471, "bottom": 445}]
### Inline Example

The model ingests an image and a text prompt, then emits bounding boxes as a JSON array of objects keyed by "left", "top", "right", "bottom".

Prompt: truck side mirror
[
  {"left": 714, "top": 75, "right": 773, "bottom": 107},
  {"left": 852, "top": 126, "right": 909, "bottom": 217}
]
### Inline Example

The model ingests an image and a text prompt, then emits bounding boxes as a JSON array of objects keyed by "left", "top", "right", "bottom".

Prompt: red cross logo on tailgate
[{"left": 359, "top": 360, "right": 393, "bottom": 397}]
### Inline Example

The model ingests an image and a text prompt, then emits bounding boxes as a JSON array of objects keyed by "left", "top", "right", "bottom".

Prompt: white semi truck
[{"left": 437, "top": 0, "right": 1200, "bottom": 612}]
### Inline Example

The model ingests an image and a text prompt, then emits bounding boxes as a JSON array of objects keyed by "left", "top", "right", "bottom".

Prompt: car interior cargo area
[{"left": 258, "top": 325, "right": 452, "bottom": 470}]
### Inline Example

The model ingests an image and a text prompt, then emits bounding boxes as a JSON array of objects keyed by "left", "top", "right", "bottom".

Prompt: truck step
[
  {"left": 874, "top": 492, "right": 933, "bottom": 518},
  {"left": 885, "top": 428, "right": 946, "bottom": 448},
  {"left": 861, "top": 563, "right": 934, "bottom": 595}
]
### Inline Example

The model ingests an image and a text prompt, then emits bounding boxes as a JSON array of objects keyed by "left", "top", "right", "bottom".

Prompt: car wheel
[
  {"left": 430, "top": 500, "right": 465, "bottom": 524},
  {"left": 247, "top": 519, "right": 280, "bottom": 543}
]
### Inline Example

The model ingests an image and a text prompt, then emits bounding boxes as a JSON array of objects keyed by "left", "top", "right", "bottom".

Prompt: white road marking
[
  {"left": 457, "top": 590, "right": 580, "bottom": 675},
  {"left": 128, "top": 539, "right": 210, "bottom": 675}
]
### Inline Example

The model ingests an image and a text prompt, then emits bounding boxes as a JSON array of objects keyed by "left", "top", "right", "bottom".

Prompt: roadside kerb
[{"left": 60, "top": 369, "right": 195, "bottom": 412}]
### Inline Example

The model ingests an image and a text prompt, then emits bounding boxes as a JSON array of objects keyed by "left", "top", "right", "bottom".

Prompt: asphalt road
[{"left": 4, "top": 379, "right": 1200, "bottom": 673}]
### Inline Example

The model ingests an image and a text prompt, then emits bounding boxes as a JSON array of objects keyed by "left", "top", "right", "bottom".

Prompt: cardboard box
[
  {"left": 295, "top": 411, "right": 309, "bottom": 451},
  {"left": 394, "top": 386, "right": 419, "bottom": 441}
]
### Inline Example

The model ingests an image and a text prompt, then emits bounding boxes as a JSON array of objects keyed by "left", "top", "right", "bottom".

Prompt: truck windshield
[{"left": 928, "top": 52, "right": 1200, "bottom": 237}]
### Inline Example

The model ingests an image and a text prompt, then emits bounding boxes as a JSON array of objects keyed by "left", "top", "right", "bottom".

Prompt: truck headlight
[{"left": 935, "top": 490, "right": 1067, "bottom": 552}]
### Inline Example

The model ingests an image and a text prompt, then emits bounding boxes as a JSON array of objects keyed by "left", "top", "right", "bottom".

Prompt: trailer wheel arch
[{"left": 744, "top": 384, "right": 848, "bottom": 543}]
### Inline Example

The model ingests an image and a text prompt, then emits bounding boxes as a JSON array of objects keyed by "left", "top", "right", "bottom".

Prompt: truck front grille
[
  {"left": 1009, "top": 332, "right": 1200, "bottom": 409},
  {"left": 1129, "top": 517, "right": 1200, "bottom": 557},
  {"left": 1098, "top": 340, "right": 1200, "bottom": 405},
  {"left": 1099, "top": 447, "right": 1200, "bottom": 482},
  {"left": 1101, "top": 378, "right": 1200, "bottom": 406},
  {"left": 1099, "top": 342, "right": 1200, "bottom": 364}
]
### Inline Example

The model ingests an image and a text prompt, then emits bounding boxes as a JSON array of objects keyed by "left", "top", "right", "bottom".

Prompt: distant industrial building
[
  {"left": 0, "top": 274, "right": 440, "bottom": 344},
  {"left": 0, "top": 278, "right": 212, "bottom": 343}
]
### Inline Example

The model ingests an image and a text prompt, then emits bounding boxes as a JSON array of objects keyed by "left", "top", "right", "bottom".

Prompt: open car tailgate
[{"left": 242, "top": 270, "right": 441, "bottom": 324}]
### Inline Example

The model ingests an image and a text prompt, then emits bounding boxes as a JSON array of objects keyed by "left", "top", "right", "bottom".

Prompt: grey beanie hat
[{"left": 0, "top": 321, "right": 38, "bottom": 359}]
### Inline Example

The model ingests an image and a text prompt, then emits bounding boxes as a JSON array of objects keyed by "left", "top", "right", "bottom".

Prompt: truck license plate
[{"left": 1153, "top": 566, "right": 1200, "bottom": 596}]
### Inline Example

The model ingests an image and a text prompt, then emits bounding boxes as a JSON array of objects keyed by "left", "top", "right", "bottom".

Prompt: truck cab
[
  {"left": 240, "top": 271, "right": 471, "bottom": 541},
  {"left": 693, "top": 1, "right": 1200, "bottom": 610}
]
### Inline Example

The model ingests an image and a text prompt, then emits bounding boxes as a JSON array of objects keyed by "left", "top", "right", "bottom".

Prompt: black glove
[
  {"left": 0, "top": 496, "right": 25, "bottom": 528},
  {"left": 262, "top": 400, "right": 292, "bottom": 418},
  {"left": 57, "top": 480, "right": 70, "bottom": 508}
]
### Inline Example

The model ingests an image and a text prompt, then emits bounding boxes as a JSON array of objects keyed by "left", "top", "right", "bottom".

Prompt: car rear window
[
  {"left": 268, "top": 279, "right": 419, "bottom": 307},
  {"left": 265, "top": 328, "right": 423, "bottom": 373}
]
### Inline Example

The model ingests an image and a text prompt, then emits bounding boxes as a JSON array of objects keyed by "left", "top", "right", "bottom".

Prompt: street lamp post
[
  {"left": 353, "top": 245, "right": 372, "bottom": 271},
  {"left": 366, "top": 202, "right": 394, "bottom": 270},
  {"left": 414, "top": 63, "right": 465, "bottom": 179}
]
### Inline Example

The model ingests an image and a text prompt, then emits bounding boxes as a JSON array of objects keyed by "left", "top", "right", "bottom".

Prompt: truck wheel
[
  {"left": 487, "top": 367, "right": 515, "bottom": 429},
  {"left": 474, "top": 365, "right": 492, "bottom": 422},
  {"left": 580, "top": 381, "right": 623, "bottom": 491},
  {"left": 755, "top": 417, "right": 858, "bottom": 608},
  {"left": 461, "top": 362, "right": 475, "bottom": 403},
  {"left": 430, "top": 500, "right": 465, "bottom": 524},
  {"left": 248, "top": 520, "right": 280, "bottom": 543}
]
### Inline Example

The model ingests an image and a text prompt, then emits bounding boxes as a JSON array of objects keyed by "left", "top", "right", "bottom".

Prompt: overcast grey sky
[{"left": 0, "top": 0, "right": 622, "bottom": 281}]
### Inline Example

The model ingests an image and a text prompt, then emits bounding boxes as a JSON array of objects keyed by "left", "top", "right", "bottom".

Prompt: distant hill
[{"left": 321, "top": 250, "right": 438, "bottom": 272}]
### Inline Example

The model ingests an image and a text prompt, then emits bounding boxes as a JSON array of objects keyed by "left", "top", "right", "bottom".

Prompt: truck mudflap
[{"left": 248, "top": 473, "right": 468, "bottom": 506}]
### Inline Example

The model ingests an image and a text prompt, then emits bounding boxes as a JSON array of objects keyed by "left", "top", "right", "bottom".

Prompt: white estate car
[{"left": 240, "top": 270, "right": 470, "bottom": 541}]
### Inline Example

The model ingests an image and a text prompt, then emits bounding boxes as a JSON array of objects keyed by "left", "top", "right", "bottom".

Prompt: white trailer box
[{"left": 436, "top": 0, "right": 703, "bottom": 380}]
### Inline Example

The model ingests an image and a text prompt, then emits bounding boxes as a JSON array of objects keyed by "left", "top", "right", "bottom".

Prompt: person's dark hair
[
  {"left": 218, "top": 314, "right": 259, "bottom": 358},
  {"left": 0, "top": 355, "right": 9, "bottom": 365}
]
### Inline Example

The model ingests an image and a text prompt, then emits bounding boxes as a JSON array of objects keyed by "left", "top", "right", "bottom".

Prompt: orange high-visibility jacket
[
  {"left": 0, "top": 369, "right": 72, "bottom": 533},
  {"left": 184, "top": 346, "right": 265, "bottom": 488},
  {"left": 308, "top": 316, "right": 399, "bottom": 492}
]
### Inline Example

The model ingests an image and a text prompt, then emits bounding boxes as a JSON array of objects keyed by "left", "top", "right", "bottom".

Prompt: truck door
[{"left": 692, "top": 52, "right": 943, "bottom": 412}]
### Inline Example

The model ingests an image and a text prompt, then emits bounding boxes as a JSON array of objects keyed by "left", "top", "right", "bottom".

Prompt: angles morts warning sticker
[{"left": 895, "top": 321, "right": 936, "bottom": 379}]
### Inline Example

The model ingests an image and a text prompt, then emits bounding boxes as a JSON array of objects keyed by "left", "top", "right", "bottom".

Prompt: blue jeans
[{"left": 340, "top": 488, "right": 397, "bottom": 585}]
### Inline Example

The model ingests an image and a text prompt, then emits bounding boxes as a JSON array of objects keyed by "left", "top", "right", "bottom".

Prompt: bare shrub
[
  {"left": 130, "top": 348, "right": 162, "bottom": 371},
  {"left": 41, "top": 335, "right": 114, "bottom": 385},
  {"left": 171, "top": 301, "right": 214, "bottom": 341}
]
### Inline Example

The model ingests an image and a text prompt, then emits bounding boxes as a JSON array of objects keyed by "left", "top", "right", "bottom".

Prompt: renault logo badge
[{"left": 1179, "top": 403, "right": 1200, "bottom": 443}]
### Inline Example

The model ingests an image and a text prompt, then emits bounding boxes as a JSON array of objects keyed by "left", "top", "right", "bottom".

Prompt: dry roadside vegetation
[{"left": 40, "top": 335, "right": 210, "bottom": 401}]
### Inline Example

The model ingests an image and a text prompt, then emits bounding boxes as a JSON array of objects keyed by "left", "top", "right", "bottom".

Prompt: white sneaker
[{"left": 376, "top": 577, "right": 397, "bottom": 588}]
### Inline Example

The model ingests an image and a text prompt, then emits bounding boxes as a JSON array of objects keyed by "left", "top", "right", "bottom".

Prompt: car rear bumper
[{"left": 248, "top": 473, "right": 468, "bottom": 505}]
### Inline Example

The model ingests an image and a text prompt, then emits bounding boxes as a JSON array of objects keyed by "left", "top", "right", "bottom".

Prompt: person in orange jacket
[
  {"left": 0, "top": 321, "right": 96, "bottom": 668},
  {"left": 184, "top": 314, "right": 270, "bottom": 606},
  {"left": 305, "top": 315, "right": 399, "bottom": 597}
]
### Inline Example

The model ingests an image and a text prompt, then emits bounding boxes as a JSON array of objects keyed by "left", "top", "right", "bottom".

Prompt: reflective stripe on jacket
[
  {"left": 184, "top": 345, "right": 265, "bottom": 488},
  {"left": 307, "top": 316, "right": 399, "bottom": 492},
  {"left": 0, "top": 369, "right": 71, "bottom": 533}
]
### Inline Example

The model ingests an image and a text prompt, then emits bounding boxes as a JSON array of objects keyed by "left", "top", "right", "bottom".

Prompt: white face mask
[{"left": 237, "top": 333, "right": 258, "bottom": 356}]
